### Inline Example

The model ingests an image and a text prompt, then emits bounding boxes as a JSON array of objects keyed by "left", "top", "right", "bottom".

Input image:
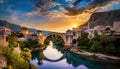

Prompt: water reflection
[
  {"left": 43, "top": 41, "right": 64, "bottom": 60},
  {"left": 31, "top": 41, "right": 120, "bottom": 69}
]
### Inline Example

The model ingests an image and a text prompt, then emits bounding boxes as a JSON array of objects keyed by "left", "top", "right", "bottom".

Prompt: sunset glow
[
  {"left": 72, "top": 24, "right": 78, "bottom": 28},
  {"left": 0, "top": 0, "right": 120, "bottom": 32}
]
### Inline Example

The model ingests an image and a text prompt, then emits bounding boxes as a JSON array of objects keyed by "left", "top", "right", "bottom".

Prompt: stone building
[
  {"left": 0, "top": 27, "right": 12, "bottom": 36},
  {"left": 0, "top": 33, "right": 8, "bottom": 47},
  {"left": 20, "top": 28, "right": 29, "bottom": 35},
  {"left": 20, "top": 28, "right": 29, "bottom": 39},
  {"left": 0, "top": 27, "right": 10, "bottom": 47},
  {"left": 113, "top": 21, "right": 120, "bottom": 32},
  {"left": 19, "top": 29, "right": 41, "bottom": 42}
]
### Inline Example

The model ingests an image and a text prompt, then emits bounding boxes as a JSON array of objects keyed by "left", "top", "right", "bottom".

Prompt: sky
[{"left": 0, "top": 0, "right": 120, "bottom": 32}]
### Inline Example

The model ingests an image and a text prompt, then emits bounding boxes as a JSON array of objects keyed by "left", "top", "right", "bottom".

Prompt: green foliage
[
  {"left": 2, "top": 47, "right": 30, "bottom": 69},
  {"left": 99, "top": 35, "right": 120, "bottom": 56},
  {"left": 77, "top": 33, "right": 90, "bottom": 47},
  {"left": 94, "top": 30, "right": 100, "bottom": 41},
  {"left": 61, "top": 46, "right": 72, "bottom": 51},
  {"left": 3, "top": 65, "right": 13, "bottom": 69},
  {"left": 21, "top": 51, "right": 31, "bottom": 61},
  {"left": 114, "top": 36, "right": 120, "bottom": 48},
  {"left": 77, "top": 32, "right": 120, "bottom": 56},
  {"left": 91, "top": 41, "right": 103, "bottom": 52},
  {"left": 19, "top": 39, "right": 39, "bottom": 50},
  {"left": 105, "top": 44, "right": 116, "bottom": 54},
  {"left": 23, "top": 48, "right": 30, "bottom": 52},
  {"left": 115, "top": 47, "right": 120, "bottom": 56},
  {"left": 26, "top": 39, "right": 39, "bottom": 48},
  {"left": 44, "top": 35, "right": 65, "bottom": 45},
  {"left": 72, "top": 39, "right": 77, "bottom": 44},
  {"left": 77, "top": 33, "right": 90, "bottom": 51},
  {"left": 19, "top": 42, "right": 26, "bottom": 50},
  {"left": 99, "top": 35, "right": 116, "bottom": 46},
  {"left": 7, "top": 34, "right": 18, "bottom": 49},
  {"left": 34, "top": 44, "right": 45, "bottom": 50},
  {"left": 79, "top": 46, "right": 89, "bottom": 51}
]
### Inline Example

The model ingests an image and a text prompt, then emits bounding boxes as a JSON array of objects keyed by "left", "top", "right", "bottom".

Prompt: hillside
[
  {"left": 0, "top": 20, "right": 21, "bottom": 31},
  {"left": 88, "top": 10, "right": 120, "bottom": 27},
  {"left": 0, "top": 20, "right": 51, "bottom": 34}
]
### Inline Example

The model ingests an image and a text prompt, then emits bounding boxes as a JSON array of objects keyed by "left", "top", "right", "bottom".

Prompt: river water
[{"left": 30, "top": 41, "right": 120, "bottom": 69}]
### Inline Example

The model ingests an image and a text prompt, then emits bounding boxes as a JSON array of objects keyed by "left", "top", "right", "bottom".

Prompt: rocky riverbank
[{"left": 69, "top": 48, "right": 120, "bottom": 62}]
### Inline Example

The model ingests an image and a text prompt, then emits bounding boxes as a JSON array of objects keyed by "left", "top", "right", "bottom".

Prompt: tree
[
  {"left": 44, "top": 35, "right": 65, "bottom": 46},
  {"left": 77, "top": 32, "right": 89, "bottom": 46},
  {"left": 19, "top": 42, "right": 27, "bottom": 50},
  {"left": 72, "top": 39, "right": 77, "bottom": 44},
  {"left": 99, "top": 35, "right": 116, "bottom": 47},
  {"left": 7, "top": 34, "right": 18, "bottom": 49},
  {"left": 77, "top": 33, "right": 90, "bottom": 51},
  {"left": 91, "top": 41, "right": 103, "bottom": 52},
  {"left": 94, "top": 30, "right": 100, "bottom": 41},
  {"left": 105, "top": 43, "right": 116, "bottom": 54},
  {"left": 2, "top": 47, "right": 30, "bottom": 69},
  {"left": 23, "top": 48, "right": 30, "bottom": 52},
  {"left": 20, "top": 39, "right": 39, "bottom": 49}
]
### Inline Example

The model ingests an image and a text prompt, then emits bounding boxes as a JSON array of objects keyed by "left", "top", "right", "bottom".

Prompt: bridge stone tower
[
  {"left": 65, "top": 29, "right": 74, "bottom": 45},
  {"left": 37, "top": 30, "right": 45, "bottom": 44},
  {"left": 37, "top": 30, "right": 42, "bottom": 39}
]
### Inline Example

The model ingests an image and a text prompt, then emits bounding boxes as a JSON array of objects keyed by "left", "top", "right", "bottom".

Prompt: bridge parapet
[{"left": 38, "top": 32, "right": 71, "bottom": 46}]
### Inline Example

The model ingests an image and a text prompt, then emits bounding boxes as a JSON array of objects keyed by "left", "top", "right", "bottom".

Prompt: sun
[{"left": 72, "top": 25, "right": 78, "bottom": 28}]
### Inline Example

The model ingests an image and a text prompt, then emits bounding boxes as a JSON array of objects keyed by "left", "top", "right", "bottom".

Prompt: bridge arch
[{"left": 39, "top": 33, "right": 67, "bottom": 45}]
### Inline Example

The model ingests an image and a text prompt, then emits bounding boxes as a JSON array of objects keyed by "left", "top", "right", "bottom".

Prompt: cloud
[
  {"left": 97, "top": 1, "right": 120, "bottom": 12},
  {"left": 26, "top": 0, "right": 120, "bottom": 17},
  {"left": 5, "top": 0, "right": 120, "bottom": 33},
  {"left": 35, "top": 0, "right": 60, "bottom": 15},
  {"left": 24, "top": 8, "right": 93, "bottom": 32},
  {"left": 0, "top": 0, "right": 4, "bottom": 3},
  {"left": 64, "top": 0, "right": 120, "bottom": 15},
  {"left": 26, "top": 0, "right": 61, "bottom": 16},
  {"left": 9, "top": 12, "right": 21, "bottom": 24},
  {"left": 65, "top": 0, "right": 74, "bottom": 2},
  {"left": 32, "top": 0, "right": 120, "bottom": 16},
  {"left": 26, "top": 0, "right": 120, "bottom": 16},
  {"left": 26, "top": 9, "right": 42, "bottom": 16},
  {"left": 34, "top": 9, "right": 95, "bottom": 32}
]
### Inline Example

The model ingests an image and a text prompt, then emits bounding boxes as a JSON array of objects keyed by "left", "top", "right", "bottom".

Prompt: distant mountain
[
  {"left": 88, "top": 10, "right": 120, "bottom": 27},
  {"left": 0, "top": 20, "right": 51, "bottom": 34},
  {"left": 0, "top": 20, "right": 21, "bottom": 31}
]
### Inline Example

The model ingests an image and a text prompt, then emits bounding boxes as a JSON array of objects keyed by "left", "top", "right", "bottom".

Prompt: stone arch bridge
[{"left": 39, "top": 32, "right": 72, "bottom": 46}]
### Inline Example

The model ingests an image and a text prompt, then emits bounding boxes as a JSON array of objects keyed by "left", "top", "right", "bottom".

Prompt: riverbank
[{"left": 69, "top": 47, "right": 120, "bottom": 62}]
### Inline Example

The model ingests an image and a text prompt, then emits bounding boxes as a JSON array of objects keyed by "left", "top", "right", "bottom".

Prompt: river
[{"left": 30, "top": 41, "right": 120, "bottom": 69}]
